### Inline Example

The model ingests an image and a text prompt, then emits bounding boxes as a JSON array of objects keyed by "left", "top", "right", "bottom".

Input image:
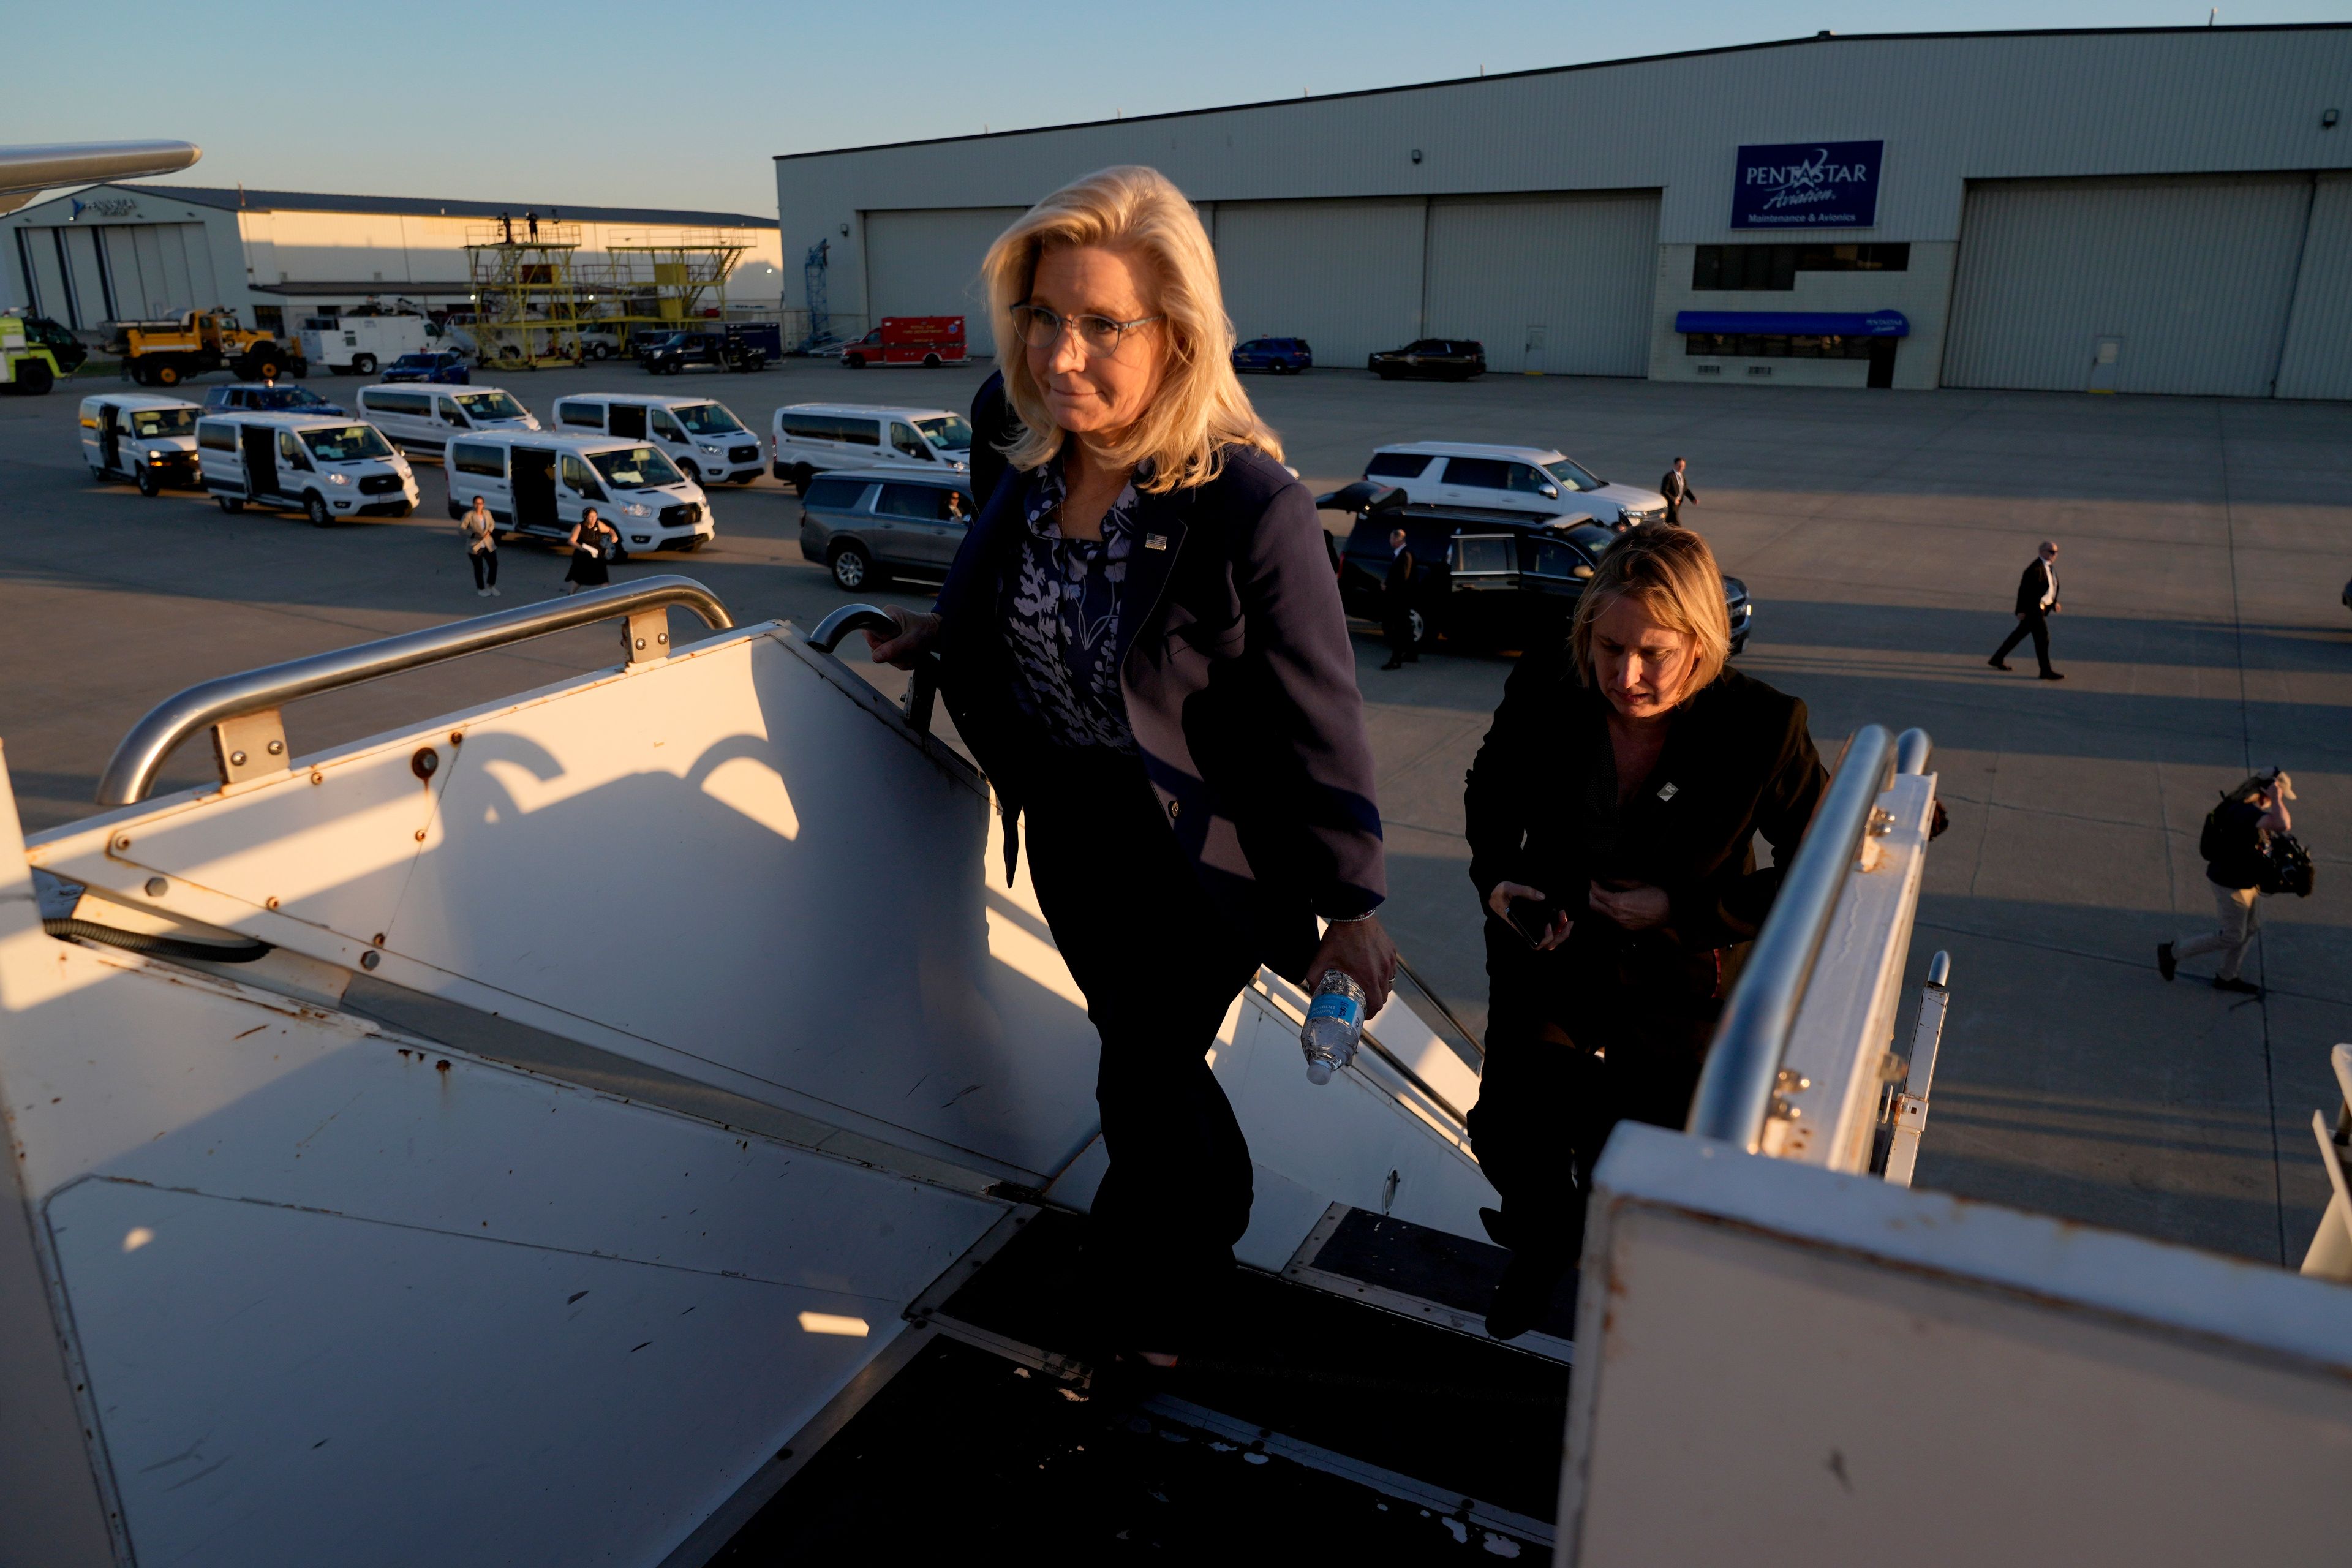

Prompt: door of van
[
  {"left": 606, "top": 404, "right": 646, "bottom": 440},
  {"left": 511, "top": 447, "right": 560, "bottom": 534},
  {"left": 436, "top": 394, "right": 469, "bottom": 446},
  {"left": 98, "top": 405, "right": 122, "bottom": 473},
  {"left": 276, "top": 429, "right": 317, "bottom": 500},
  {"left": 647, "top": 406, "right": 689, "bottom": 460},
  {"left": 558, "top": 453, "right": 609, "bottom": 528},
  {"left": 886, "top": 421, "right": 934, "bottom": 465},
  {"left": 241, "top": 424, "right": 277, "bottom": 499}
]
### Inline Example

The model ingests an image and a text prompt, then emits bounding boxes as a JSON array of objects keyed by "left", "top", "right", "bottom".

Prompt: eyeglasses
[{"left": 1011, "top": 303, "right": 1161, "bottom": 358}]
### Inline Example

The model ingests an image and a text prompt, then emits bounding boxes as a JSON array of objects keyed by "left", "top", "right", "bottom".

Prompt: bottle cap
[{"left": 1305, "top": 1058, "right": 1333, "bottom": 1085}]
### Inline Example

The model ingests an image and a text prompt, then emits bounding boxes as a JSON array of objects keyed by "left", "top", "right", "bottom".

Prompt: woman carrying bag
[{"left": 561, "top": 508, "right": 617, "bottom": 595}]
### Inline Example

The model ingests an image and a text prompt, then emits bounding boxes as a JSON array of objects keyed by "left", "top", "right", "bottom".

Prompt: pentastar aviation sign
[{"left": 1732, "top": 141, "right": 1883, "bottom": 229}]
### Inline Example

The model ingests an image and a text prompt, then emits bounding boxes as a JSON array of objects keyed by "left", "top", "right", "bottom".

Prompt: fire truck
[
  {"left": 839, "top": 315, "right": 967, "bottom": 368},
  {"left": 108, "top": 306, "right": 301, "bottom": 388}
]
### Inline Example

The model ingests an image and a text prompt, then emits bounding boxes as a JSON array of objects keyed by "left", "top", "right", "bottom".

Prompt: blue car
[
  {"left": 382, "top": 350, "right": 471, "bottom": 384},
  {"left": 1232, "top": 336, "right": 1313, "bottom": 374}
]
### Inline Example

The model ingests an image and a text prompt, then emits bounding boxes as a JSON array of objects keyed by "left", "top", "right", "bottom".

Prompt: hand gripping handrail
[
  {"left": 805, "top": 603, "right": 939, "bottom": 734},
  {"left": 1686, "top": 723, "right": 1901, "bottom": 1150},
  {"left": 96, "top": 576, "right": 733, "bottom": 806}
]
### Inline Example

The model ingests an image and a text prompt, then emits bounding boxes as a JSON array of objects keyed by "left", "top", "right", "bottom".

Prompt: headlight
[
  {"left": 622, "top": 502, "right": 650, "bottom": 518},
  {"left": 147, "top": 449, "right": 164, "bottom": 460},
  {"left": 699, "top": 444, "right": 722, "bottom": 456},
  {"left": 327, "top": 472, "right": 349, "bottom": 486}
]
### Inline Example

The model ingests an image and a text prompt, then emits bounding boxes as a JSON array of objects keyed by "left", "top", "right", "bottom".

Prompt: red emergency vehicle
[{"left": 840, "top": 316, "right": 967, "bottom": 368}]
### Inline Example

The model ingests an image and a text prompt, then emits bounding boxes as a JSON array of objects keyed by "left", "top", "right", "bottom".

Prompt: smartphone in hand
[{"left": 1506, "top": 896, "right": 1562, "bottom": 949}]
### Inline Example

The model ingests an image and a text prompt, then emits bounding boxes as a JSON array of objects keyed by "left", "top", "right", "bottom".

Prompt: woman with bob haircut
[
  {"left": 1461, "top": 525, "right": 1827, "bottom": 1338},
  {"left": 867, "top": 166, "right": 1394, "bottom": 1360}
]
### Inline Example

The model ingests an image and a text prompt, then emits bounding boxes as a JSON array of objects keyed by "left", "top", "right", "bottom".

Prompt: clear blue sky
[{"left": 18, "top": 0, "right": 2348, "bottom": 216}]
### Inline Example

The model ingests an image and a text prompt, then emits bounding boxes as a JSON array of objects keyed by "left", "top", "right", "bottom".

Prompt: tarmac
[{"left": 2, "top": 356, "right": 2345, "bottom": 1267}]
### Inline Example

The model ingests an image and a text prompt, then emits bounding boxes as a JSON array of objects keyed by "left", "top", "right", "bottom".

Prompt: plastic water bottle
[{"left": 1301, "top": 970, "right": 1366, "bottom": 1085}]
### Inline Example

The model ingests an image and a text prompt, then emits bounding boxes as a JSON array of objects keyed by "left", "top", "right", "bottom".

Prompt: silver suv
[{"left": 798, "top": 464, "right": 976, "bottom": 590}]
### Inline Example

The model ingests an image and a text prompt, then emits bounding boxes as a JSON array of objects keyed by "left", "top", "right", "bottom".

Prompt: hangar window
[
  {"left": 1683, "top": 334, "right": 1875, "bottom": 360},
  {"left": 1692, "top": 244, "right": 1910, "bottom": 291}
]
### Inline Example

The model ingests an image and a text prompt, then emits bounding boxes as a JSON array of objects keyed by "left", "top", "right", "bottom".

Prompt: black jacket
[
  {"left": 1464, "top": 651, "right": 1826, "bottom": 971},
  {"left": 1660, "top": 469, "right": 1695, "bottom": 505},
  {"left": 934, "top": 439, "right": 1385, "bottom": 979},
  {"left": 2013, "top": 559, "right": 2056, "bottom": 616},
  {"left": 968, "top": 370, "right": 1022, "bottom": 516}
]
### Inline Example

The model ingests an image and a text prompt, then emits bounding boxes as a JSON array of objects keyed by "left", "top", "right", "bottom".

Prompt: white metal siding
[
  {"left": 1422, "top": 192, "right": 1659, "bottom": 375},
  {"left": 862, "top": 206, "right": 1024, "bottom": 353},
  {"left": 2275, "top": 173, "right": 2352, "bottom": 402},
  {"left": 1943, "top": 175, "right": 2312, "bottom": 396},
  {"left": 97, "top": 223, "right": 219, "bottom": 321},
  {"left": 1212, "top": 200, "right": 1425, "bottom": 368}
]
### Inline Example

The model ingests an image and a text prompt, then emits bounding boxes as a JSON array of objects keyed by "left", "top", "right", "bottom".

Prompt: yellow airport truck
[{"left": 108, "top": 306, "right": 302, "bottom": 387}]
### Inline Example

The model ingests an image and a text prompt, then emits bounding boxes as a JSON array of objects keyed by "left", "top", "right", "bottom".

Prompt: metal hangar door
[
  {"left": 861, "top": 207, "right": 1027, "bottom": 355},
  {"left": 1942, "top": 174, "right": 2322, "bottom": 398},
  {"left": 1420, "top": 191, "right": 1661, "bottom": 376},
  {"left": 1212, "top": 198, "right": 1426, "bottom": 369}
]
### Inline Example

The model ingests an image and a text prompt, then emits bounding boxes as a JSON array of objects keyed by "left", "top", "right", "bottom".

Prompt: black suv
[
  {"left": 641, "top": 327, "right": 769, "bottom": 375},
  {"left": 1366, "top": 339, "right": 1486, "bottom": 381},
  {"left": 1322, "top": 482, "right": 1752, "bottom": 655}
]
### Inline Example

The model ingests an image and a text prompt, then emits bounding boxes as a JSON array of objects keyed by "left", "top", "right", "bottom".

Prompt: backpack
[{"left": 2198, "top": 794, "right": 2233, "bottom": 862}]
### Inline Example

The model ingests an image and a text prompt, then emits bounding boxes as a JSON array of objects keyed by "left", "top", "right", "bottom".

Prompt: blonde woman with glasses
[{"left": 867, "top": 166, "right": 1393, "bottom": 1365}]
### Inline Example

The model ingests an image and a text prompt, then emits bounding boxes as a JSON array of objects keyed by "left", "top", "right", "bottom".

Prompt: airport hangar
[
  {"left": 1, "top": 186, "right": 786, "bottom": 339},
  {"left": 774, "top": 24, "right": 2352, "bottom": 400}
]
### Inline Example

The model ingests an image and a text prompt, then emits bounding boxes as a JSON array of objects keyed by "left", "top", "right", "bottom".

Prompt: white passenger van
[
  {"left": 768, "top": 403, "right": 973, "bottom": 493},
  {"left": 195, "top": 411, "right": 420, "bottom": 524},
  {"left": 80, "top": 393, "right": 203, "bottom": 495},
  {"left": 356, "top": 383, "right": 542, "bottom": 456},
  {"left": 445, "top": 430, "right": 715, "bottom": 554},
  {"left": 548, "top": 393, "right": 762, "bottom": 487}
]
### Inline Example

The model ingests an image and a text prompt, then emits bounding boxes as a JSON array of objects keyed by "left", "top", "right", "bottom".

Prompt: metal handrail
[
  {"left": 1895, "top": 726, "right": 1934, "bottom": 776},
  {"left": 97, "top": 576, "right": 733, "bottom": 805},
  {"left": 805, "top": 603, "right": 939, "bottom": 734},
  {"left": 1686, "top": 723, "right": 1901, "bottom": 1150}
]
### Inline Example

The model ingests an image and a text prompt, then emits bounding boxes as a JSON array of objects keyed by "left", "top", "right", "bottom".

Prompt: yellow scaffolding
[
  {"left": 463, "top": 223, "right": 585, "bottom": 369},
  {"left": 575, "top": 232, "right": 751, "bottom": 356}
]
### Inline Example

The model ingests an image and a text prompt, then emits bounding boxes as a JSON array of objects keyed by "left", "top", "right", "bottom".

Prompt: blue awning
[{"left": 1674, "top": 310, "right": 1910, "bottom": 337}]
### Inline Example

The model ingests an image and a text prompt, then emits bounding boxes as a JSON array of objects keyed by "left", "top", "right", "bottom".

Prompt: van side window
[
  {"left": 843, "top": 418, "right": 880, "bottom": 447},
  {"left": 889, "top": 423, "right": 930, "bottom": 461},
  {"left": 875, "top": 483, "right": 952, "bottom": 518},
  {"left": 198, "top": 423, "right": 236, "bottom": 452},
  {"left": 650, "top": 410, "right": 687, "bottom": 443},
  {"left": 608, "top": 404, "right": 646, "bottom": 439},
  {"left": 437, "top": 398, "right": 464, "bottom": 423},
  {"left": 1444, "top": 457, "right": 1510, "bottom": 489},
  {"left": 278, "top": 431, "right": 314, "bottom": 470},
  {"left": 802, "top": 477, "right": 871, "bottom": 511},
  {"left": 451, "top": 442, "right": 505, "bottom": 478},
  {"left": 558, "top": 402, "right": 603, "bottom": 430},
  {"left": 560, "top": 453, "right": 608, "bottom": 499},
  {"left": 1365, "top": 452, "right": 1432, "bottom": 479}
]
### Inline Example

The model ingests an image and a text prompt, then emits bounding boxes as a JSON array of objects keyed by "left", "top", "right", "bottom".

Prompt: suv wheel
[
  {"left": 829, "top": 541, "right": 873, "bottom": 590},
  {"left": 137, "top": 464, "right": 160, "bottom": 497},
  {"left": 304, "top": 491, "right": 333, "bottom": 527},
  {"left": 352, "top": 354, "right": 378, "bottom": 376},
  {"left": 1409, "top": 608, "right": 1430, "bottom": 649}
]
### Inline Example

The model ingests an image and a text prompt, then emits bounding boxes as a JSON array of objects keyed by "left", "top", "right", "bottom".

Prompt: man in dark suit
[
  {"left": 1659, "top": 456, "right": 1696, "bottom": 526},
  {"left": 1381, "top": 527, "right": 1419, "bottom": 670},
  {"left": 1989, "top": 540, "right": 2063, "bottom": 680}
]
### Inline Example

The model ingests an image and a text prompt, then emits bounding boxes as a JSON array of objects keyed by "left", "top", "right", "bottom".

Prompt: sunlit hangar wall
[{"left": 775, "top": 25, "right": 2352, "bottom": 398}]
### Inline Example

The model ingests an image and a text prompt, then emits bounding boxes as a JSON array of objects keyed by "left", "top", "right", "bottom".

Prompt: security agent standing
[
  {"left": 1463, "top": 525, "right": 1826, "bottom": 1338},
  {"left": 1659, "top": 456, "right": 1696, "bottom": 526},
  {"left": 2160, "top": 769, "right": 2294, "bottom": 996},
  {"left": 1381, "top": 527, "right": 1419, "bottom": 671},
  {"left": 1989, "top": 540, "right": 2064, "bottom": 680},
  {"left": 867, "top": 167, "right": 1394, "bottom": 1362}
]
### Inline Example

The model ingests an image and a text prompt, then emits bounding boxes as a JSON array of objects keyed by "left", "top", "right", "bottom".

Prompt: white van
[
  {"left": 297, "top": 312, "right": 443, "bottom": 377},
  {"left": 445, "top": 431, "right": 715, "bottom": 554},
  {"left": 769, "top": 403, "right": 973, "bottom": 493},
  {"left": 196, "top": 412, "right": 420, "bottom": 524},
  {"left": 548, "top": 393, "right": 762, "bottom": 487},
  {"left": 356, "top": 384, "right": 542, "bottom": 456},
  {"left": 80, "top": 393, "right": 203, "bottom": 495}
]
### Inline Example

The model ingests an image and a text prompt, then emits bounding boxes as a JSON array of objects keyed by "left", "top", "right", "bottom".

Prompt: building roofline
[
  {"left": 773, "top": 23, "right": 2352, "bottom": 163},
  {"left": 99, "top": 184, "right": 778, "bottom": 228}
]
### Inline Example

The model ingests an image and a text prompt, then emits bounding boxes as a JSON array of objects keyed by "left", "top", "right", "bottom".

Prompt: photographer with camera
[
  {"left": 1461, "top": 527, "right": 1826, "bottom": 1340},
  {"left": 2159, "top": 769, "right": 2301, "bottom": 997}
]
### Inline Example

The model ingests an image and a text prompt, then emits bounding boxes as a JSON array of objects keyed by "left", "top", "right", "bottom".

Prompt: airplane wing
[{"left": 0, "top": 139, "right": 201, "bottom": 216}]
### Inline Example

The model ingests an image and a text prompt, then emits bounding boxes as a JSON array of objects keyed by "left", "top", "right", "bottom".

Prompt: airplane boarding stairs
[{"left": 5, "top": 579, "right": 2351, "bottom": 1566}]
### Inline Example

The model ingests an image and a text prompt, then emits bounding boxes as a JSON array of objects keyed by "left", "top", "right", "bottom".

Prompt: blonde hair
[
  {"left": 980, "top": 165, "right": 1281, "bottom": 492},
  {"left": 1569, "top": 526, "right": 1733, "bottom": 701}
]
